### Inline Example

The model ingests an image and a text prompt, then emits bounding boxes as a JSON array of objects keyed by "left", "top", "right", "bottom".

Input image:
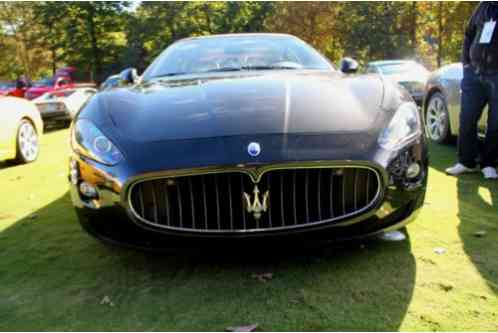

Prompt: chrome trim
[{"left": 125, "top": 162, "right": 385, "bottom": 234}]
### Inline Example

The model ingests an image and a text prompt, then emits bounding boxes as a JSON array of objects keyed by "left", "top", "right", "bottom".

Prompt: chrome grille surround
[{"left": 125, "top": 162, "right": 384, "bottom": 233}]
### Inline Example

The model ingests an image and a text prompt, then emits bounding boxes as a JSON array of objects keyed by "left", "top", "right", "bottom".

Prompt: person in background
[
  {"left": 8, "top": 77, "right": 26, "bottom": 98},
  {"left": 446, "top": 2, "right": 498, "bottom": 179}
]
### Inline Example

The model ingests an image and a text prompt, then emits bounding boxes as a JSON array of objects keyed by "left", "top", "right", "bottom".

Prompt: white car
[
  {"left": 0, "top": 96, "right": 43, "bottom": 164},
  {"left": 33, "top": 88, "right": 97, "bottom": 128}
]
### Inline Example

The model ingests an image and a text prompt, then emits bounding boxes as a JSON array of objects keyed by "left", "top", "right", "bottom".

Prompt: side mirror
[
  {"left": 340, "top": 57, "right": 359, "bottom": 74},
  {"left": 119, "top": 68, "right": 139, "bottom": 85}
]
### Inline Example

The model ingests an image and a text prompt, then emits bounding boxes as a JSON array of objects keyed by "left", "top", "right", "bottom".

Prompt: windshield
[
  {"left": 142, "top": 35, "right": 333, "bottom": 80},
  {"left": 377, "top": 62, "right": 429, "bottom": 76},
  {"left": 33, "top": 78, "right": 55, "bottom": 88}
]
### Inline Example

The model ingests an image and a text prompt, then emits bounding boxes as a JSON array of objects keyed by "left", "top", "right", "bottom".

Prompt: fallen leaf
[
  {"left": 226, "top": 324, "right": 258, "bottom": 332},
  {"left": 473, "top": 230, "right": 487, "bottom": 238},
  {"left": 433, "top": 247, "right": 446, "bottom": 255},
  {"left": 251, "top": 273, "right": 273, "bottom": 282},
  {"left": 438, "top": 283, "right": 454, "bottom": 292},
  {"left": 100, "top": 296, "right": 115, "bottom": 307}
]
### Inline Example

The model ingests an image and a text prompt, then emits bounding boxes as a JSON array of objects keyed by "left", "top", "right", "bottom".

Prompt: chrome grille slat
[
  {"left": 329, "top": 172, "right": 334, "bottom": 218},
  {"left": 164, "top": 182, "right": 171, "bottom": 226},
  {"left": 129, "top": 166, "right": 382, "bottom": 233},
  {"left": 214, "top": 174, "right": 220, "bottom": 230},
  {"left": 188, "top": 177, "right": 195, "bottom": 229},
  {"left": 201, "top": 176, "right": 208, "bottom": 229},
  {"left": 228, "top": 174, "right": 233, "bottom": 230},
  {"left": 342, "top": 173, "right": 346, "bottom": 215},
  {"left": 366, "top": 172, "right": 370, "bottom": 204},
  {"left": 267, "top": 174, "right": 272, "bottom": 228},
  {"left": 280, "top": 173, "right": 284, "bottom": 227},
  {"left": 151, "top": 185, "right": 158, "bottom": 223},
  {"left": 176, "top": 183, "right": 183, "bottom": 228},
  {"left": 305, "top": 169, "right": 309, "bottom": 223},
  {"left": 353, "top": 169, "right": 358, "bottom": 211},
  {"left": 240, "top": 174, "right": 246, "bottom": 230},
  {"left": 292, "top": 170, "right": 297, "bottom": 225}
]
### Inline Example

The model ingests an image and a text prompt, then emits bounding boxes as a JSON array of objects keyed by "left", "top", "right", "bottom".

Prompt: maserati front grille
[{"left": 128, "top": 166, "right": 382, "bottom": 233}]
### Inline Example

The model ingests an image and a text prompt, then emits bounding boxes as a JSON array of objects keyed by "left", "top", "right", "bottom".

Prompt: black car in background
[{"left": 69, "top": 33, "right": 428, "bottom": 249}]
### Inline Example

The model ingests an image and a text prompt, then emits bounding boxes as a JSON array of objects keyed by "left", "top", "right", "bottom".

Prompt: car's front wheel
[
  {"left": 15, "top": 119, "right": 39, "bottom": 164},
  {"left": 426, "top": 92, "right": 451, "bottom": 144}
]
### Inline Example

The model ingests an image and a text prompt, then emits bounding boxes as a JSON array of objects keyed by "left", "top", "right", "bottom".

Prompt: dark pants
[{"left": 459, "top": 66, "right": 498, "bottom": 168}]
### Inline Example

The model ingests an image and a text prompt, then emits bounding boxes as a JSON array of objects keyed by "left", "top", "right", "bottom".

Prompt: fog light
[
  {"left": 79, "top": 182, "right": 98, "bottom": 198},
  {"left": 406, "top": 162, "right": 421, "bottom": 179}
]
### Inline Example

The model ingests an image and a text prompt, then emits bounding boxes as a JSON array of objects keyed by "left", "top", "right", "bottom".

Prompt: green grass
[{"left": 0, "top": 129, "right": 496, "bottom": 331}]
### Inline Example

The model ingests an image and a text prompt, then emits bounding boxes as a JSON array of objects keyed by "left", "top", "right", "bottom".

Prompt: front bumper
[{"left": 69, "top": 140, "right": 428, "bottom": 250}]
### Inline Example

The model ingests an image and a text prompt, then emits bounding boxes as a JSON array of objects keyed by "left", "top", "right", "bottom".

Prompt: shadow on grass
[
  {"left": 429, "top": 143, "right": 498, "bottom": 294},
  {"left": 0, "top": 192, "right": 416, "bottom": 331}
]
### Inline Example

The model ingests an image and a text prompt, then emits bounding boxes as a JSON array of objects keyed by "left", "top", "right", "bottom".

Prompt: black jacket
[{"left": 463, "top": 2, "right": 498, "bottom": 74}]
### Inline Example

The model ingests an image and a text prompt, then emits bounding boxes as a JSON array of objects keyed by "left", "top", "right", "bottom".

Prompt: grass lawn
[{"left": 0, "top": 129, "right": 497, "bottom": 331}]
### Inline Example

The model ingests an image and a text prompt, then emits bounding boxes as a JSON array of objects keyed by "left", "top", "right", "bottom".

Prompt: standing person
[
  {"left": 8, "top": 77, "right": 26, "bottom": 98},
  {"left": 446, "top": 2, "right": 498, "bottom": 179}
]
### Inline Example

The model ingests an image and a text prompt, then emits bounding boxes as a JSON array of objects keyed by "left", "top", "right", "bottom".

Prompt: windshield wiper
[
  {"left": 241, "top": 65, "right": 302, "bottom": 71},
  {"left": 202, "top": 67, "right": 243, "bottom": 73},
  {"left": 149, "top": 72, "right": 189, "bottom": 79}
]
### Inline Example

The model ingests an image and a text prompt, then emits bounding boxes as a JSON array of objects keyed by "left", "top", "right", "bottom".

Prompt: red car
[{"left": 24, "top": 76, "right": 75, "bottom": 100}]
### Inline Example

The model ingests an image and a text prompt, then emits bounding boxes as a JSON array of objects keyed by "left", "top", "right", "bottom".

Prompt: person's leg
[
  {"left": 458, "top": 67, "right": 487, "bottom": 168},
  {"left": 480, "top": 73, "right": 498, "bottom": 169}
]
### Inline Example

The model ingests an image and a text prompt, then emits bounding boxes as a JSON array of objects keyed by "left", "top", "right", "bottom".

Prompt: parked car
[
  {"left": 99, "top": 74, "right": 121, "bottom": 91},
  {"left": 423, "top": 62, "right": 487, "bottom": 144},
  {"left": 25, "top": 76, "right": 75, "bottom": 100},
  {"left": 69, "top": 33, "right": 428, "bottom": 250},
  {"left": 33, "top": 87, "right": 97, "bottom": 128},
  {"left": 0, "top": 96, "right": 43, "bottom": 164},
  {"left": 366, "top": 60, "right": 430, "bottom": 106},
  {"left": 0, "top": 81, "right": 15, "bottom": 96}
]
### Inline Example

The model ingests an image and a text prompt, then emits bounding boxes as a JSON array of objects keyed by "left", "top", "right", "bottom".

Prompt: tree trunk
[
  {"left": 411, "top": 1, "right": 417, "bottom": 52},
  {"left": 86, "top": 4, "right": 101, "bottom": 83},
  {"left": 437, "top": 2, "right": 443, "bottom": 67}
]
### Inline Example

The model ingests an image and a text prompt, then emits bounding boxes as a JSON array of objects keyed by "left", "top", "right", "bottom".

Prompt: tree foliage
[{"left": 0, "top": 1, "right": 479, "bottom": 82}]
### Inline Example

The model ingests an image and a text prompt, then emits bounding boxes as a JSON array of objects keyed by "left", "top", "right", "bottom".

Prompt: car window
[
  {"left": 143, "top": 35, "right": 333, "bottom": 80},
  {"left": 440, "top": 63, "right": 463, "bottom": 80},
  {"left": 33, "top": 78, "right": 55, "bottom": 87},
  {"left": 377, "top": 62, "right": 429, "bottom": 76}
]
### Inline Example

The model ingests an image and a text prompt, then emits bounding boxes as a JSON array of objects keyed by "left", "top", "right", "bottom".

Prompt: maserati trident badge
[
  {"left": 243, "top": 185, "right": 269, "bottom": 220},
  {"left": 247, "top": 142, "right": 261, "bottom": 157}
]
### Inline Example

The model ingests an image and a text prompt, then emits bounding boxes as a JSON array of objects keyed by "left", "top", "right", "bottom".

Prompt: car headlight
[
  {"left": 71, "top": 119, "right": 123, "bottom": 165},
  {"left": 378, "top": 102, "right": 422, "bottom": 150}
]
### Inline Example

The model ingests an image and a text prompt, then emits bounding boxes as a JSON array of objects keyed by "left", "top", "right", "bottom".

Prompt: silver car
[
  {"left": 0, "top": 96, "right": 43, "bottom": 164},
  {"left": 424, "top": 63, "right": 487, "bottom": 144}
]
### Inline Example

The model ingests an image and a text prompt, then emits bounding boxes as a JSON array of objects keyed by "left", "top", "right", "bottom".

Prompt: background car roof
[
  {"left": 368, "top": 60, "right": 418, "bottom": 66},
  {"left": 176, "top": 33, "right": 299, "bottom": 43}
]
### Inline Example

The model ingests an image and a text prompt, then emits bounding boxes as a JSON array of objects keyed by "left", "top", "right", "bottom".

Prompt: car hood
[{"left": 96, "top": 71, "right": 386, "bottom": 143}]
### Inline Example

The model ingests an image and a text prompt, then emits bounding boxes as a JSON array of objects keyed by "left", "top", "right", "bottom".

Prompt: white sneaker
[
  {"left": 445, "top": 163, "right": 477, "bottom": 176},
  {"left": 482, "top": 167, "right": 498, "bottom": 179}
]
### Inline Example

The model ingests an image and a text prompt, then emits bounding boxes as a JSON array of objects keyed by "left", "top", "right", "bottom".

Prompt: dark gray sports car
[
  {"left": 69, "top": 33, "right": 428, "bottom": 249},
  {"left": 424, "top": 62, "right": 487, "bottom": 144}
]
